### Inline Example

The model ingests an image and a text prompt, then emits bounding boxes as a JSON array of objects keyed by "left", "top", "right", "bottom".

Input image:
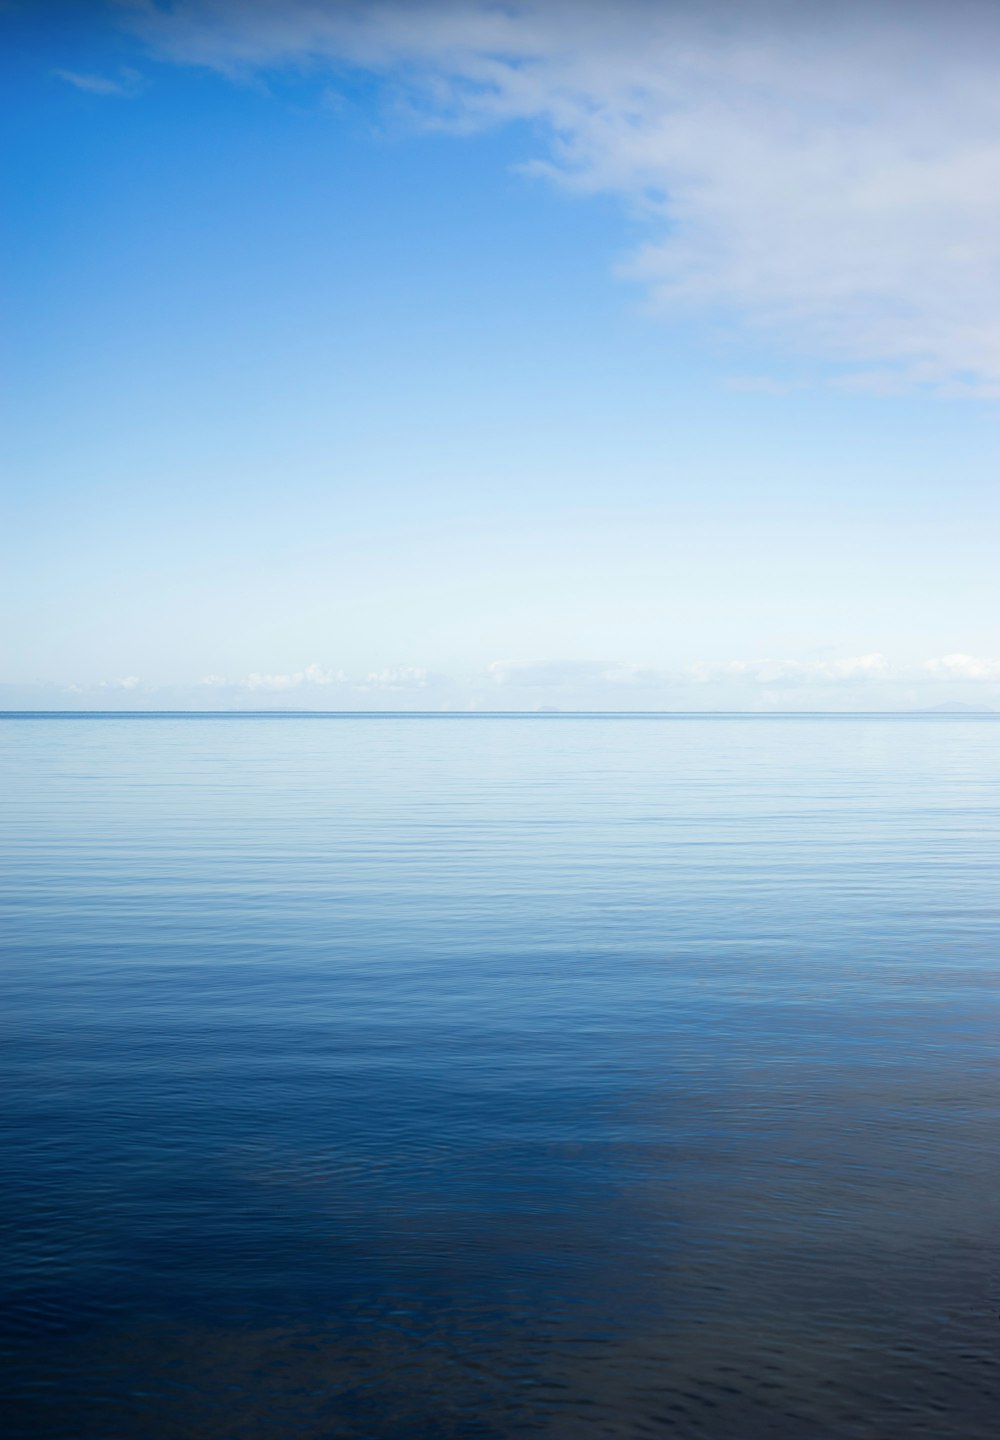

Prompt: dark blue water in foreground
[{"left": 2, "top": 715, "right": 998, "bottom": 1439}]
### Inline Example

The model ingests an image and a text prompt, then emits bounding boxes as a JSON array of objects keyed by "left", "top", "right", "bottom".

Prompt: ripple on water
[{"left": 1, "top": 715, "right": 999, "bottom": 1437}]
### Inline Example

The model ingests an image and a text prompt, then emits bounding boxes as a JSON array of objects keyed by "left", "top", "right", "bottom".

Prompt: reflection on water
[{"left": 1, "top": 715, "right": 998, "bottom": 1438}]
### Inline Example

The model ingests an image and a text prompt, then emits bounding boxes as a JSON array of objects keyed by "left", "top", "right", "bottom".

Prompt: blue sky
[{"left": 4, "top": 0, "right": 1000, "bottom": 710}]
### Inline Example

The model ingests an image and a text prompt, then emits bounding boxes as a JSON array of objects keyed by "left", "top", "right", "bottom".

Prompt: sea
[{"left": 1, "top": 713, "right": 998, "bottom": 1438}]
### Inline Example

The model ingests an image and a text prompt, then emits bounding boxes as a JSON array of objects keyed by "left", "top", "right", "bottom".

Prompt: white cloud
[
  {"left": 924, "top": 652, "right": 1000, "bottom": 679},
  {"left": 817, "top": 654, "right": 891, "bottom": 680},
  {"left": 245, "top": 662, "right": 345, "bottom": 691},
  {"left": 691, "top": 653, "right": 890, "bottom": 684},
  {"left": 362, "top": 666, "right": 432, "bottom": 689},
  {"left": 488, "top": 653, "right": 899, "bottom": 691},
  {"left": 124, "top": 0, "right": 1000, "bottom": 389},
  {"left": 488, "top": 660, "right": 643, "bottom": 687},
  {"left": 207, "top": 664, "right": 438, "bottom": 693},
  {"left": 9, "top": 650, "right": 1000, "bottom": 710}
]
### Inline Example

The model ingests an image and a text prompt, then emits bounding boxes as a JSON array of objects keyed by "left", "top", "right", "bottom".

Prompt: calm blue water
[{"left": 2, "top": 714, "right": 998, "bottom": 1439}]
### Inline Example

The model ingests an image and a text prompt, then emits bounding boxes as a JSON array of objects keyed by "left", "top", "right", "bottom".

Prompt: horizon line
[{"left": 1, "top": 709, "right": 997, "bottom": 720}]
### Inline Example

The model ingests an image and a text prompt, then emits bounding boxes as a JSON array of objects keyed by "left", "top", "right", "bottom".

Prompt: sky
[{"left": 4, "top": 0, "right": 1000, "bottom": 711}]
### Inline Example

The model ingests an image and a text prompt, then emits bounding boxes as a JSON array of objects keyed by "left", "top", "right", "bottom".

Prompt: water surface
[{"left": 2, "top": 715, "right": 998, "bottom": 1438}]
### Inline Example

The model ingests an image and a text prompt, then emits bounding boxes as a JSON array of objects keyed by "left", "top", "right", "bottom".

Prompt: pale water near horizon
[{"left": 2, "top": 715, "right": 998, "bottom": 1438}]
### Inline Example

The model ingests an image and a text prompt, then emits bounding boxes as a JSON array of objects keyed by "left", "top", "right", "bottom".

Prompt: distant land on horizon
[{"left": 912, "top": 702, "right": 997, "bottom": 713}]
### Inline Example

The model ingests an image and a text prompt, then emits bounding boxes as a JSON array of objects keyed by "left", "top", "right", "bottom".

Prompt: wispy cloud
[
  {"left": 123, "top": 0, "right": 1000, "bottom": 391},
  {"left": 53, "top": 67, "right": 143, "bottom": 98}
]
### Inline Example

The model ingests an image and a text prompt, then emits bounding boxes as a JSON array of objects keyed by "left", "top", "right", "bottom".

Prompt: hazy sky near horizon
[{"left": 4, "top": 0, "right": 1000, "bottom": 710}]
